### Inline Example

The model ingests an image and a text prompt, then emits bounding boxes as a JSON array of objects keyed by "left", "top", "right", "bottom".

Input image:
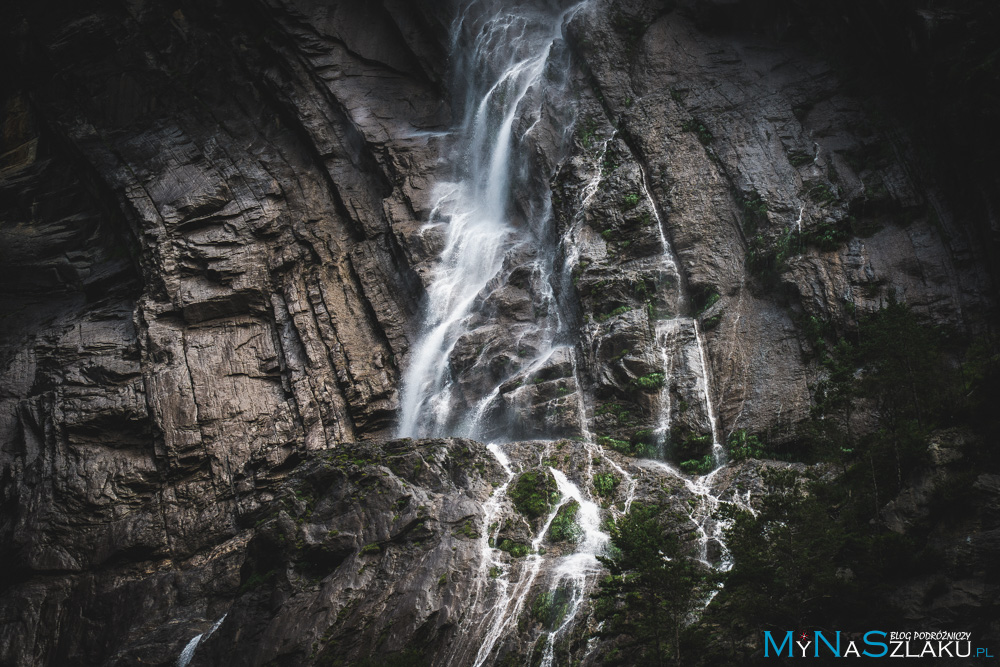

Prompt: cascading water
[
  {"left": 536, "top": 469, "right": 608, "bottom": 667},
  {"left": 398, "top": 3, "right": 615, "bottom": 663},
  {"left": 642, "top": 168, "right": 740, "bottom": 610},
  {"left": 397, "top": 1, "right": 581, "bottom": 440},
  {"left": 176, "top": 614, "right": 227, "bottom": 667},
  {"left": 395, "top": 0, "right": 744, "bottom": 662}
]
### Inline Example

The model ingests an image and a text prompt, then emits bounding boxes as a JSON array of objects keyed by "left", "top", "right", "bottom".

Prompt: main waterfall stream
[
  {"left": 396, "top": 0, "right": 578, "bottom": 439},
  {"left": 394, "top": 1, "right": 747, "bottom": 663}
]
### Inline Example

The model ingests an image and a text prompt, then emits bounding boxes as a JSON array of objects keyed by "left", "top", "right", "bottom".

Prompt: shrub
[
  {"left": 594, "top": 472, "right": 620, "bottom": 498},
  {"left": 679, "top": 455, "right": 714, "bottom": 475},
  {"left": 726, "top": 429, "right": 765, "bottom": 462},
  {"left": 633, "top": 373, "right": 666, "bottom": 391}
]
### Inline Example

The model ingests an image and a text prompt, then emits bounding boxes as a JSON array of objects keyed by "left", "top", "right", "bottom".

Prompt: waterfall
[
  {"left": 397, "top": 2, "right": 584, "bottom": 439},
  {"left": 537, "top": 469, "right": 609, "bottom": 667},
  {"left": 693, "top": 320, "right": 724, "bottom": 461},
  {"left": 395, "top": 0, "right": 741, "bottom": 662},
  {"left": 176, "top": 614, "right": 227, "bottom": 667}
]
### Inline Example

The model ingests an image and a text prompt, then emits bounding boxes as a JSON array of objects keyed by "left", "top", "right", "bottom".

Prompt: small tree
[{"left": 592, "top": 505, "right": 709, "bottom": 666}]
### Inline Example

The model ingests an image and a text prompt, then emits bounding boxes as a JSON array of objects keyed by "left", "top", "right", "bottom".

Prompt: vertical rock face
[
  {"left": 1, "top": 1, "right": 455, "bottom": 663},
  {"left": 0, "top": 0, "right": 996, "bottom": 665}
]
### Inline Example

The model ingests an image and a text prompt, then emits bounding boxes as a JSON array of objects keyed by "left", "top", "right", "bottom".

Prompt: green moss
[
  {"left": 598, "top": 435, "right": 656, "bottom": 458},
  {"left": 669, "top": 428, "right": 713, "bottom": 462},
  {"left": 509, "top": 471, "right": 559, "bottom": 521},
  {"left": 452, "top": 519, "right": 480, "bottom": 539},
  {"left": 547, "top": 501, "right": 582, "bottom": 543},
  {"left": 702, "top": 313, "right": 722, "bottom": 330},
  {"left": 238, "top": 568, "right": 275, "bottom": 594},
  {"left": 576, "top": 115, "right": 599, "bottom": 150},
  {"left": 531, "top": 589, "right": 571, "bottom": 630},
  {"left": 788, "top": 149, "right": 813, "bottom": 167},
  {"left": 360, "top": 543, "right": 381, "bottom": 555},
  {"left": 598, "top": 435, "right": 631, "bottom": 452},
  {"left": 350, "top": 649, "right": 429, "bottom": 667},
  {"left": 802, "top": 219, "right": 850, "bottom": 250},
  {"left": 693, "top": 289, "right": 721, "bottom": 316},
  {"left": 497, "top": 538, "right": 530, "bottom": 558},
  {"left": 804, "top": 180, "right": 837, "bottom": 206},
  {"left": 740, "top": 190, "right": 769, "bottom": 236}
]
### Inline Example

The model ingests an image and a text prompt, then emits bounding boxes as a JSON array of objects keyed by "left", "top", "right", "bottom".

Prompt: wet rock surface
[{"left": 0, "top": 0, "right": 997, "bottom": 664}]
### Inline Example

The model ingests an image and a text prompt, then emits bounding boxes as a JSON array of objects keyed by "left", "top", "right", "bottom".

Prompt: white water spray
[
  {"left": 397, "top": 3, "right": 585, "bottom": 439},
  {"left": 176, "top": 613, "right": 227, "bottom": 667},
  {"left": 537, "top": 469, "right": 609, "bottom": 667}
]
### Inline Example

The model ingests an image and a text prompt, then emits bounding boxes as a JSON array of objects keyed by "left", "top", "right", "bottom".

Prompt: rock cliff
[{"left": 0, "top": 0, "right": 996, "bottom": 665}]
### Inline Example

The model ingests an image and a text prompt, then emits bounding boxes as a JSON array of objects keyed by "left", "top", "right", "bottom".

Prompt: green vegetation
[
  {"left": 595, "top": 402, "right": 633, "bottom": 424},
  {"left": 599, "top": 434, "right": 656, "bottom": 458},
  {"left": 670, "top": 430, "right": 710, "bottom": 463},
  {"left": 684, "top": 300, "right": 999, "bottom": 663},
  {"left": 725, "top": 429, "right": 764, "bottom": 462},
  {"left": 803, "top": 218, "right": 851, "bottom": 250},
  {"left": 631, "top": 278, "right": 652, "bottom": 300},
  {"left": 497, "top": 538, "right": 530, "bottom": 558},
  {"left": 681, "top": 118, "right": 713, "bottom": 145},
  {"left": 693, "top": 290, "right": 720, "bottom": 316},
  {"left": 360, "top": 543, "right": 381, "bottom": 555},
  {"left": 510, "top": 471, "right": 560, "bottom": 522},
  {"left": 348, "top": 650, "right": 429, "bottom": 667},
  {"left": 598, "top": 435, "right": 630, "bottom": 451},
  {"left": 701, "top": 313, "right": 722, "bottom": 330},
  {"left": 632, "top": 373, "right": 665, "bottom": 392},
  {"left": 622, "top": 192, "right": 640, "bottom": 209},
  {"left": 746, "top": 227, "right": 795, "bottom": 280},
  {"left": 788, "top": 149, "right": 813, "bottom": 167},
  {"left": 587, "top": 300, "right": 999, "bottom": 664},
  {"left": 804, "top": 179, "right": 837, "bottom": 206},
  {"left": 592, "top": 504, "right": 710, "bottom": 665},
  {"left": 452, "top": 519, "right": 479, "bottom": 540},
  {"left": 547, "top": 501, "right": 582, "bottom": 543},
  {"left": 532, "top": 588, "right": 572, "bottom": 630},
  {"left": 238, "top": 568, "right": 275, "bottom": 594},
  {"left": 746, "top": 216, "right": 853, "bottom": 282},
  {"left": 740, "top": 191, "right": 768, "bottom": 236},
  {"left": 679, "top": 456, "right": 713, "bottom": 475},
  {"left": 593, "top": 472, "right": 620, "bottom": 498},
  {"left": 576, "top": 115, "right": 599, "bottom": 150},
  {"left": 597, "top": 305, "right": 632, "bottom": 322}
]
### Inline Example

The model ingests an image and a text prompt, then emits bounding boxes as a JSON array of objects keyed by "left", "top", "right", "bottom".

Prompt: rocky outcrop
[
  {"left": 0, "top": 0, "right": 997, "bottom": 664},
  {"left": 561, "top": 0, "right": 994, "bottom": 447},
  {"left": 0, "top": 1, "right": 456, "bottom": 663}
]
